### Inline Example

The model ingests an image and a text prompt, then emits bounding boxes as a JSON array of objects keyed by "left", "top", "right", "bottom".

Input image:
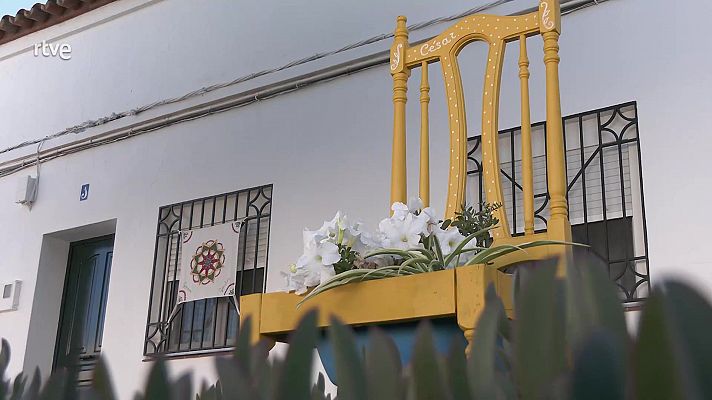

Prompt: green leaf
[
  {"left": 399, "top": 257, "right": 432, "bottom": 272},
  {"left": 251, "top": 340, "right": 273, "bottom": 399},
  {"left": 216, "top": 380, "right": 226, "bottom": 400},
  {"left": 214, "top": 381, "right": 225, "bottom": 400},
  {"left": 38, "top": 369, "right": 67, "bottom": 400},
  {"left": 431, "top": 235, "right": 445, "bottom": 265},
  {"left": 311, "top": 373, "right": 328, "bottom": 400},
  {"left": 446, "top": 337, "right": 470, "bottom": 400},
  {"left": 570, "top": 330, "right": 625, "bottom": 400},
  {"left": 233, "top": 317, "right": 253, "bottom": 374},
  {"left": 91, "top": 358, "right": 117, "bottom": 400},
  {"left": 9, "top": 374, "right": 25, "bottom": 400},
  {"left": 329, "top": 317, "right": 367, "bottom": 400},
  {"left": 634, "top": 291, "right": 682, "bottom": 400},
  {"left": 274, "top": 311, "right": 318, "bottom": 400},
  {"left": 300, "top": 268, "right": 406, "bottom": 305},
  {"left": 173, "top": 373, "right": 193, "bottom": 400},
  {"left": 565, "top": 256, "right": 627, "bottom": 356},
  {"left": 514, "top": 263, "right": 565, "bottom": 400},
  {"left": 467, "top": 240, "right": 581, "bottom": 266},
  {"left": 443, "top": 227, "right": 493, "bottom": 266},
  {"left": 142, "top": 360, "right": 172, "bottom": 400},
  {"left": 664, "top": 281, "right": 712, "bottom": 399},
  {"left": 0, "top": 339, "right": 10, "bottom": 396},
  {"left": 215, "top": 357, "right": 255, "bottom": 400},
  {"left": 411, "top": 321, "right": 450, "bottom": 400},
  {"left": 362, "top": 265, "right": 414, "bottom": 279},
  {"left": 466, "top": 244, "right": 522, "bottom": 265},
  {"left": 407, "top": 248, "right": 436, "bottom": 260},
  {"left": 365, "top": 328, "right": 403, "bottom": 400},
  {"left": 364, "top": 249, "right": 417, "bottom": 260},
  {"left": 635, "top": 282, "right": 712, "bottom": 399},
  {"left": 22, "top": 368, "right": 41, "bottom": 400},
  {"left": 468, "top": 285, "right": 505, "bottom": 399},
  {"left": 495, "top": 372, "right": 517, "bottom": 400},
  {"left": 197, "top": 383, "right": 219, "bottom": 400}
]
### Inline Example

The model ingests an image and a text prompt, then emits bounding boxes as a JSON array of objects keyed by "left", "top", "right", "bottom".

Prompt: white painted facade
[{"left": 0, "top": 0, "right": 710, "bottom": 398}]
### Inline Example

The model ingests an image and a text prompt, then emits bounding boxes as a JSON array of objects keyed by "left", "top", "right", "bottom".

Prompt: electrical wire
[
  {"left": 0, "top": 0, "right": 612, "bottom": 179},
  {"left": 0, "top": 0, "right": 514, "bottom": 158}
]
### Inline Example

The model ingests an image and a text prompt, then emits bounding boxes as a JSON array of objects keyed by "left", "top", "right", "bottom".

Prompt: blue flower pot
[{"left": 315, "top": 317, "right": 466, "bottom": 384}]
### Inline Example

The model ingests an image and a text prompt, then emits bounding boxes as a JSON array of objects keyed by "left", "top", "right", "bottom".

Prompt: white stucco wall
[{"left": 0, "top": 0, "right": 711, "bottom": 398}]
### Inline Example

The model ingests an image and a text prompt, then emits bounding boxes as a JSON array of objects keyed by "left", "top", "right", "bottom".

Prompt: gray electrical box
[
  {"left": 0, "top": 280, "right": 21, "bottom": 312},
  {"left": 16, "top": 176, "right": 37, "bottom": 206}
]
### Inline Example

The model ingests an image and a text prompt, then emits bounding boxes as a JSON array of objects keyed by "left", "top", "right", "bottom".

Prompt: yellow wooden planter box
[{"left": 240, "top": 264, "right": 515, "bottom": 352}]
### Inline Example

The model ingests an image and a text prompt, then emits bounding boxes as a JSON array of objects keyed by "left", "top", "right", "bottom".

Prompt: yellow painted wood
[
  {"left": 398, "top": 11, "right": 540, "bottom": 220},
  {"left": 455, "top": 264, "right": 496, "bottom": 354},
  {"left": 239, "top": 293, "right": 264, "bottom": 344},
  {"left": 259, "top": 269, "right": 456, "bottom": 335},
  {"left": 539, "top": 0, "right": 561, "bottom": 34},
  {"left": 390, "top": 16, "right": 410, "bottom": 209},
  {"left": 419, "top": 61, "right": 431, "bottom": 207},
  {"left": 519, "top": 35, "right": 535, "bottom": 236},
  {"left": 540, "top": 0, "right": 572, "bottom": 275},
  {"left": 386, "top": 1, "right": 569, "bottom": 239},
  {"left": 455, "top": 266, "right": 516, "bottom": 353},
  {"left": 496, "top": 271, "right": 515, "bottom": 318}
]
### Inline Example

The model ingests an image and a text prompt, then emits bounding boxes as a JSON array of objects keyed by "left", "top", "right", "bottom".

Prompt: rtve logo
[{"left": 33, "top": 40, "right": 72, "bottom": 60}]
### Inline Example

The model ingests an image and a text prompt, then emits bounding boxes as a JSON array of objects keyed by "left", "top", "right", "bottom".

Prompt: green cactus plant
[{"left": 2, "top": 256, "right": 711, "bottom": 399}]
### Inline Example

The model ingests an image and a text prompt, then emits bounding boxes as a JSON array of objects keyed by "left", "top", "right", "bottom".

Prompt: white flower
[
  {"left": 313, "top": 211, "right": 366, "bottom": 250},
  {"left": 390, "top": 199, "right": 439, "bottom": 234},
  {"left": 315, "top": 212, "right": 341, "bottom": 242},
  {"left": 379, "top": 212, "right": 428, "bottom": 250},
  {"left": 407, "top": 197, "right": 424, "bottom": 213},
  {"left": 302, "top": 228, "right": 327, "bottom": 249},
  {"left": 360, "top": 230, "right": 385, "bottom": 250},
  {"left": 341, "top": 219, "right": 366, "bottom": 251},
  {"left": 391, "top": 202, "right": 410, "bottom": 221},
  {"left": 418, "top": 206, "right": 440, "bottom": 234},
  {"left": 296, "top": 240, "right": 340, "bottom": 287},
  {"left": 298, "top": 241, "right": 341, "bottom": 269},
  {"left": 434, "top": 227, "right": 466, "bottom": 255},
  {"left": 282, "top": 264, "right": 308, "bottom": 294},
  {"left": 289, "top": 204, "right": 458, "bottom": 292}
]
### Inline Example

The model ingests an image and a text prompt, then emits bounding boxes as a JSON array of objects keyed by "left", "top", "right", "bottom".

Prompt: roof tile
[{"left": 0, "top": 0, "right": 118, "bottom": 46}]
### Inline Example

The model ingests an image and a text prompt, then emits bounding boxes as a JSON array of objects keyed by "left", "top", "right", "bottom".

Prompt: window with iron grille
[
  {"left": 467, "top": 102, "right": 649, "bottom": 303},
  {"left": 144, "top": 185, "right": 272, "bottom": 356}
]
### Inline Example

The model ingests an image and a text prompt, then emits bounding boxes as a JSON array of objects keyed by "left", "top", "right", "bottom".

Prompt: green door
[{"left": 54, "top": 235, "right": 114, "bottom": 387}]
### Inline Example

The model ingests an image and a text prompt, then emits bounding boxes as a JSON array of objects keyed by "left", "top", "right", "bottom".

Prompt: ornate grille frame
[
  {"left": 143, "top": 184, "right": 272, "bottom": 356},
  {"left": 467, "top": 101, "right": 650, "bottom": 302}
]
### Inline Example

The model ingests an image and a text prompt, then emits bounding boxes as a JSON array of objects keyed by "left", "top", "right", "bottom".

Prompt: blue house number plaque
[{"left": 80, "top": 184, "right": 90, "bottom": 201}]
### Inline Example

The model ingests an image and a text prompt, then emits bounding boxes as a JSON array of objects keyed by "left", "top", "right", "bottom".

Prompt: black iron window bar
[
  {"left": 467, "top": 101, "right": 650, "bottom": 303},
  {"left": 144, "top": 184, "right": 272, "bottom": 356}
]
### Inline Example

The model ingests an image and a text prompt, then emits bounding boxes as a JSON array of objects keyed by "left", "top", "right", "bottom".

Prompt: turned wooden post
[
  {"left": 540, "top": 0, "right": 572, "bottom": 273},
  {"left": 419, "top": 62, "right": 431, "bottom": 207},
  {"left": 519, "top": 35, "right": 535, "bottom": 236},
  {"left": 390, "top": 16, "right": 410, "bottom": 209}
]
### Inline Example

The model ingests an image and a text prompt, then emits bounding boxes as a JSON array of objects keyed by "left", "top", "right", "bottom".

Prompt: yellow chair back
[{"left": 389, "top": 0, "right": 572, "bottom": 269}]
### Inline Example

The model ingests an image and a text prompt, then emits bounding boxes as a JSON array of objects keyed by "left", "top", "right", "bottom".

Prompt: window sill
[
  {"left": 142, "top": 346, "right": 235, "bottom": 362},
  {"left": 623, "top": 300, "right": 645, "bottom": 312}
]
